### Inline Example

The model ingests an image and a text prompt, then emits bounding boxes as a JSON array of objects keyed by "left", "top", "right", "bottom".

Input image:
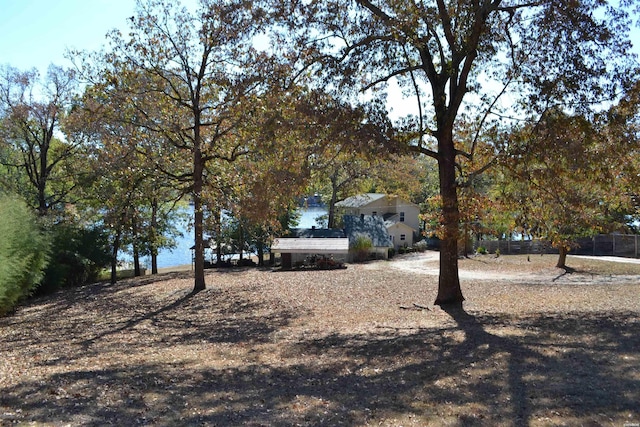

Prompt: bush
[
  {"left": 38, "top": 222, "right": 111, "bottom": 294},
  {"left": 0, "top": 195, "right": 50, "bottom": 315},
  {"left": 476, "top": 246, "right": 487, "bottom": 255},
  {"left": 351, "top": 234, "right": 373, "bottom": 262},
  {"left": 414, "top": 240, "right": 428, "bottom": 252}
]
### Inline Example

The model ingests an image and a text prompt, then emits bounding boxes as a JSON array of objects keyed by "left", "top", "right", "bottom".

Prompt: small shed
[{"left": 271, "top": 237, "right": 349, "bottom": 269}]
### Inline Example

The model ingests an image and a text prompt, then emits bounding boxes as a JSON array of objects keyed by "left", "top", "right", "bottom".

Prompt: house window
[
  {"left": 400, "top": 234, "right": 406, "bottom": 241},
  {"left": 400, "top": 212, "right": 405, "bottom": 222}
]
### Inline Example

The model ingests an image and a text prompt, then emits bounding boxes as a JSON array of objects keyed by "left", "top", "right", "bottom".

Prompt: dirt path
[{"left": 375, "top": 251, "right": 640, "bottom": 285}]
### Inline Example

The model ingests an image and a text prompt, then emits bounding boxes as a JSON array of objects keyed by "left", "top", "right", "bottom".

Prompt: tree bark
[
  {"left": 327, "top": 175, "right": 338, "bottom": 229},
  {"left": 256, "top": 240, "right": 265, "bottom": 266},
  {"left": 239, "top": 221, "right": 244, "bottom": 263},
  {"left": 132, "top": 214, "right": 142, "bottom": 276},
  {"left": 110, "top": 226, "right": 122, "bottom": 285},
  {"left": 434, "top": 131, "right": 465, "bottom": 307},
  {"left": 192, "top": 145, "right": 206, "bottom": 293},
  {"left": 556, "top": 246, "right": 568, "bottom": 269},
  {"left": 150, "top": 198, "right": 158, "bottom": 274}
]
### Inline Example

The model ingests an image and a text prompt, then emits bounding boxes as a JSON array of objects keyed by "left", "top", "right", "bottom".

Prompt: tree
[
  {"left": 497, "top": 109, "right": 633, "bottom": 268},
  {"left": 0, "top": 194, "right": 50, "bottom": 315},
  {"left": 77, "top": 0, "right": 274, "bottom": 292},
  {"left": 298, "top": 91, "right": 396, "bottom": 228},
  {"left": 601, "top": 80, "right": 640, "bottom": 228},
  {"left": 272, "top": 0, "right": 638, "bottom": 306},
  {"left": 0, "top": 65, "right": 80, "bottom": 216}
]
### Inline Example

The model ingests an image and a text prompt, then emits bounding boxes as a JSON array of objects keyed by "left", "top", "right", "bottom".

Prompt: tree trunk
[
  {"left": 257, "top": 240, "right": 264, "bottom": 266},
  {"left": 132, "top": 214, "right": 142, "bottom": 277},
  {"left": 150, "top": 198, "right": 158, "bottom": 274},
  {"left": 556, "top": 246, "right": 568, "bottom": 268},
  {"left": 327, "top": 177, "right": 338, "bottom": 229},
  {"left": 110, "top": 226, "right": 122, "bottom": 285},
  {"left": 37, "top": 139, "right": 49, "bottom": 216},
  {"left": 192, "top": 146, "right": 206, "bottom": 293},
  {"left": 238, "top": 221, "right": 244, "bottom": 263},
  {"left": 213, "top": 207, "right": 222, "bottom": 265},
  {"left": 434, "top": 131, "right": 465, "bottom": 307}
]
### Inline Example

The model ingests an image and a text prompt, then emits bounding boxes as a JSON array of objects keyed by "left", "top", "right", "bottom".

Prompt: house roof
[
  {"left": 343, "top": 215, "right": 393, "bottom": 248},
  {"left": 335, "top": 193, "right": 387, "bottom": 208},
  {"left": 288, "top": 228, "right": 345, "bottom": 238},
  {"left": 271, "top": 238, "right": 349, "bottom": 254},
  {"left": 385, "top": 220, "right": 416, "bottom": 232}
]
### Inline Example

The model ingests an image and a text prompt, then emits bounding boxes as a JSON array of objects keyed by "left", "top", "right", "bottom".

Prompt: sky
[
  {"left": 0, "top": 0, "right": 414, "bottom": 117},
  {"left": 0, "top": 0, "right": 637, "bottom": 119},
  {"left": 0, "top": 0, "right": 143, "bottom": 74}
]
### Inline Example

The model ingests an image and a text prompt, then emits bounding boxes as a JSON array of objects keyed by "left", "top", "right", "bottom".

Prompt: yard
[{"left": 0, "top": 252, "right": 638, "bottom": 426}]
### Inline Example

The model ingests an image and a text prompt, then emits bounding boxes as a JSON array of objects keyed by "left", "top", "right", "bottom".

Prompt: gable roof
[
  {"left": 385, "top": 220, "right": 416, "bottom": 232},
  {"left": 335, "top": 193, "right": 386, "bottom": 208},
  {"left": 343, "top": 215, "right": 392, "bottom": 248}
]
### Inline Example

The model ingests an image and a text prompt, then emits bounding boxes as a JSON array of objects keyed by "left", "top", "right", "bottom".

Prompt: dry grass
[{"left": 0, "top": 252, "right": 639, "bottom": 426}]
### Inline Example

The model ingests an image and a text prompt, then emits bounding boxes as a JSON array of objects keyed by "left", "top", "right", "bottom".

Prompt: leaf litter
[{"left": 0, "top": 252, "right": 638, "bottom": 426}]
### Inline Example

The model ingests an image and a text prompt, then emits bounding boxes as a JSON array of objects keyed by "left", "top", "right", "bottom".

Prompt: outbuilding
[{"left": 271, "top": 236, "right": 349, "bottom": 269}]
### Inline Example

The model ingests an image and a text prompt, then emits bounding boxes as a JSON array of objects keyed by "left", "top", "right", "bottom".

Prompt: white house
[{"left": 336, "top": 193, "right": 421, "bottom": 250}]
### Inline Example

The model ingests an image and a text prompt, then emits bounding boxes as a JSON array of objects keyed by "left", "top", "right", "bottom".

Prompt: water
[
  {"left": 130, "top": 207, "right": 328, "bottom": 269},
  {"left": 296, "top": 207, "right": 328, "bottom": 228}
]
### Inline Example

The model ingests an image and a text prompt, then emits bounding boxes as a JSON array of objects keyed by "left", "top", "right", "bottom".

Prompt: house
[
  {"left": 336, "top": 193, "right": 421, "bottom": 250},
  {"left": 343, "top": 214, "right": 393, "bottom": 260}
]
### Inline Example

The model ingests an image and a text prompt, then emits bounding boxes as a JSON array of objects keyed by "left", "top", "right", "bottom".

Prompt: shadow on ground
[{"left": 0, "top": 276, "right": 638, "bottom": 426}]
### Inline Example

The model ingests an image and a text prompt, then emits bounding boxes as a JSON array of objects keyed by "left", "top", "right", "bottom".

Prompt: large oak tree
[
  {"left": 78, "top": 0, "right": 274, "bottom": 292},
  {"left": 272, "top": 0, "right": 638, "bottom": 306}
]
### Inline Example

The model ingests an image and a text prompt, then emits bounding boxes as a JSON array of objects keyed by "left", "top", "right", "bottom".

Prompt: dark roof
[
  {"left": 343, "top": 215, "right": 392, "bottom": 248},
  {"left": 286, "top": 228, "right": 346, "bottom": 238}
]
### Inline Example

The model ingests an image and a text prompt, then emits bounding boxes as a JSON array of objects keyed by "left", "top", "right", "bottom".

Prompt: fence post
[{"left": 613, "top": 234, "right": 616, "bottom": 257}]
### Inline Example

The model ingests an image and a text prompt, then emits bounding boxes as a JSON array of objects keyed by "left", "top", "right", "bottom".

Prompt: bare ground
[{"left": 0, "top": 252, "right": 638, "bottom": 426}]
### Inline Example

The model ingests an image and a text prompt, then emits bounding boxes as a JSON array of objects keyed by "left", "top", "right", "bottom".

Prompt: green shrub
[
  {"left": 38, "top": 222, "right": 111, "bottom": 294},
  {"left": 476, "top": 246, "right": 487, "bottom": 255},
  {"left": 0, "top": 195, "right": 50, "bottom": 315},
  {"left": 351, "top": 234, "right": 373, "bottom": 262}
]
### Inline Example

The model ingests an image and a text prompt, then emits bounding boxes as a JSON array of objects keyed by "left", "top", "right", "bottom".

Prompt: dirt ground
[{"left": 0, "top": 252, "right": 638, "bottom": 426}]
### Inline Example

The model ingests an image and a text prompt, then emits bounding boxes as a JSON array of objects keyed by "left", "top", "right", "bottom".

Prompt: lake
[{"left": 129, "top": 207, "right": 328, "bottom": 269}]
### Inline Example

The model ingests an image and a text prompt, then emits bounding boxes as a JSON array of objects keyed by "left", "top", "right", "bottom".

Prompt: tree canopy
[
  {"left": 268, "top": 0, "right": 639, "bottom": 305},
  {"left": 1, "top": 0, "right": 639, "bottom": 307}
]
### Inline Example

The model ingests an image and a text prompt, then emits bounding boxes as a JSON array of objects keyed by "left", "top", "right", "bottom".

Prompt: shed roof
[{"left": 271, "top": 238, "right": 349, "bottom": 254}]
